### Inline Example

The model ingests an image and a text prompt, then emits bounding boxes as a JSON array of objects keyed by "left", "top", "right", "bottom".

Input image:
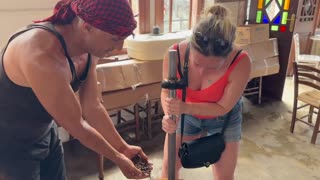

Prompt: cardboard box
[
  {"left": 96, "top": 59, "right": 163, "bottom": 92},
  {"left": 235, "top": 24, "right": 269, "bottom": 44},
  {"left": 250, "top": 56, "right": 280, "bottom": 78},
  {"left": 237, "top": 38, "right": 278, "bottom": 62},
  {"left": 101, "top": 83, "right": 161, "bottom": 110}
]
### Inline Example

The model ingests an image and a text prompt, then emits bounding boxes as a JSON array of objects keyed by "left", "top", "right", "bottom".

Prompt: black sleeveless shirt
[{"left": 0, "top": 23, "right": 91, "bottom": 151}]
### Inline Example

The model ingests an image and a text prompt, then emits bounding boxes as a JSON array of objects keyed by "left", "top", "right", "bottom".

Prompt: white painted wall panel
[
  {"left": 0, "top": 10, "right": 52, "bottom": 46},
  {"left": 0, "top": 0, "right": 56, "bottom": 10}
]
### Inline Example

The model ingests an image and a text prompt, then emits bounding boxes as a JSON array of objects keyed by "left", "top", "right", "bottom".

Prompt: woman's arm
[{"left": 161, "top": 49, "right": 170, "bottom": 115}]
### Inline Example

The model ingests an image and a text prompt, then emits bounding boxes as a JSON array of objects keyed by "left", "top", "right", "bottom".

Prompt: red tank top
[{"left": 173, "top": 44, "right": 248, "bottom": 119}]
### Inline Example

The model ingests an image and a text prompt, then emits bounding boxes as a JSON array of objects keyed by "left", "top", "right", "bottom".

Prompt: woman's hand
[
  {"left": 164, "top": 97, "right": 187, "bottom": 116},
  {"left": 162, "top": 115, "right": 179, "bottom": 134}
]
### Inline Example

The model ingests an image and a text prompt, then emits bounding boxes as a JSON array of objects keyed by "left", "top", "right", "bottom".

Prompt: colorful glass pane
[
  {"left": 256, "top": 11, "right": 262, "bottom": 23},
  {"left": 263, "top": 15, "right": 269, "bottom": 23},
  {"left": 266, "top": 0, "right": 280, "bottom": 21},
  {"left": 284, "top": 0, "right": 290, "bottom": 10},
  {"left": 271, "top": 25, "right": 279, "bottom": 31},
  {"left": 258, "top": 0, "right": 263, "bottom": 9},
  {"left": 278, "top": 0, "right": 283, "bottom": 6},
  {"left": 280, "top": 26, "right": 286, "bottom": 32},
  {"left": 274, "top": 15, "right": 281, "bottom": 24},
  {"left": 265, "top": 0, "right": 271, "bottom": 5},
  {"left": 281, "top": 12, "right": 288, "bottom": 24}
]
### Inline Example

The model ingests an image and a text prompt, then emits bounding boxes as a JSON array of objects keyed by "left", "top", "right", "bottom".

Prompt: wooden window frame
[
  {"left": 191, "top": 0, "right": 205, "bottom": 28},
  {"left": 108, "top": 0, "right": 205, "bottom": 57},
  {"left": 108, "top": 0, "right": 150, "bottom": 57},
  {"left": 155, "top": 0, "right": 165, "bottom": 32},
  {"left": 155, "top": 0, "right": 205, "bottom": 33},
  {"left": 138, "top": 0, "right": 151, "bottom": 34}
]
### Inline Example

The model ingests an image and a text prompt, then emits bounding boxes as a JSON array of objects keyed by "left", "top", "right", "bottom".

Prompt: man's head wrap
[{"left": 35, "top": 0, "right": 137, "bottom": 37}]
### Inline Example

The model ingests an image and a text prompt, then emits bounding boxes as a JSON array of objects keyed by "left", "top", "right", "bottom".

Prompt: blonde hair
[{"left": 191, "top": 4, "right": 236, "bottom": 57}]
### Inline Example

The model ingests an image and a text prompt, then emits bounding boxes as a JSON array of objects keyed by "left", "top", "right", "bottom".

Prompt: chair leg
[
  {"left": 134, "top": 104, "right": 140, "bottom": 142},
  {"left": 311, "top": 113, "right": 320, "bottom": 144},
  {"left": 154, "top": 101, "right": 159, "bottom": 114},
  {"left": 146, "top": 101, "right": 152, "bottom": 140},
  {"left": 258, "top": 76, "right": 262, "bottom": 104},
  {"left": 97, "top": 154, "right": 104, "bottom": 180},
  {"left": 290, "top": 99, "right": 298, "bottom": 133},
  {"left": 308, "top": 106, "right": 314, "bottom": 123},
  {"left": 117, "top": 110, "right": 122, "bottom": 124}
]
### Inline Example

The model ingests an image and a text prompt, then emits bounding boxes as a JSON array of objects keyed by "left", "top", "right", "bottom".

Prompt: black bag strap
[
  {"left": 229, "top": 50, "right": 243, "bottom": 68},
  {"left": 180, "top": 42, "right": 190, "bottom": 145},
  {"left": 176, "top": 44, "right": 183, "bottom": 79}
]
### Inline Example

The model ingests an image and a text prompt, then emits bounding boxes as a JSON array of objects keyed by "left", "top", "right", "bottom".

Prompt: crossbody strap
[{"left": 180, "top": 42, "right": 190, "bottom": 145}]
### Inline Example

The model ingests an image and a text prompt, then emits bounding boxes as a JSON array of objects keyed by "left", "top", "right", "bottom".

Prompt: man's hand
[
  {"left": 116, "top": 153, "right": 148, "bottom": 179},
  {"left": 120, "top": 145, "right": 153, "bottom": 176}
]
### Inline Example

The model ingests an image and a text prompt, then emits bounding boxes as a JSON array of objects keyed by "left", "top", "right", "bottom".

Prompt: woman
[
  {"left": 0, "top": 0, "right": 151, "bottom": 179},
  {"left": 161, "top": 4, "right": 251, "bottom": 180}
]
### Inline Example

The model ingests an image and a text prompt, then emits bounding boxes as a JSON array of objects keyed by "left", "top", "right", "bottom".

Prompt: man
[{"left": 0, "top": 0, "right": 151, "bottom": 179}]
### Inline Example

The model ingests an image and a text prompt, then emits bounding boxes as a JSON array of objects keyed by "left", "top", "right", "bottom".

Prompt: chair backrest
[
  {"left": 293, "top": 61, "right": 320, "bottom": 95},
  {"left": 293, "top": 33, "right": 300, "bottom": 60}
]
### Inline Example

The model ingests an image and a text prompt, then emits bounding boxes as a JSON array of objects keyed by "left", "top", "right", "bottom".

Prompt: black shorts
[{"left": 0, "top": 123, "right": 66, "bottom": 180}]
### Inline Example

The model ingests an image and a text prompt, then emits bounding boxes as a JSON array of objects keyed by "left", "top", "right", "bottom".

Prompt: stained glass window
[
  {"left": 263, "top": 15, "right": 269, "bottom": 23},
  {"left": 255, "top": 0, "right": 291, "bottom": 32},
  {"left": 284, "top": 0, "right": 290, "bottom": 10},
  {"left": 282, "top": 12, "right": 288, "bottom": 24},
  {"left": 271, "top": 25, "right": 279, "bottom": 31},
  {"left": 266, "top": 0, "right": 280, "bottom": 21},
  {"left": 274, "top": 15, "right": 281, "bottom": 24},
  {"left": 256, "top": 11, "right": 262, "bottom": 23},
  {"left": 280, "top": 26, "right": 287, "bottom": 32},
  {"left": 258, "top": 0, "right": 264, "bottom": 9},
  {"left": 265, "top": 0, "right": 271, "bottom": 5}
]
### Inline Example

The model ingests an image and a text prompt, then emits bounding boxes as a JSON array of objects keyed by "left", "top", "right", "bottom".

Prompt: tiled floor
[{"left": 64, "top": 77, "right": 320, "bottom": 180}]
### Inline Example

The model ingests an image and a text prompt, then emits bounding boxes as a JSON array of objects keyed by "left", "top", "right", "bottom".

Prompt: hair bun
[
  {"left": 205, "top": 4, "right": 228, "bottom": 19},
  {"left": 191, "top": 4, "right": 235, "bottom": 57}
]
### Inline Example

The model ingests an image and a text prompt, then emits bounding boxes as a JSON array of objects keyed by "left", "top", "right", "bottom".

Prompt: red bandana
[{"left": 35, "top": 0, "right": 137, "bottom": 37}]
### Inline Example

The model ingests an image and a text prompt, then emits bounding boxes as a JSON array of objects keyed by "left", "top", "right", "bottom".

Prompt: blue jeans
[{"left": 177, "top": 99, "right": 243, "bottom": 142}]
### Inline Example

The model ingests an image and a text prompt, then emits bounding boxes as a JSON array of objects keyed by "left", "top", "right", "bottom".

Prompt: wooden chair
[
  {"left": 293, "top": 33, "right": 320, "bottom": 68},
  {"left": 144, "top": 99, "right": 164, "bottom": 139},
  {"left": 290, "top": 61, "right": 320, "bottom": 144}
]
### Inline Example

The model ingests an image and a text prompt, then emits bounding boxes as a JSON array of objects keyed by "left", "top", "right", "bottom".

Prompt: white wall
[{"left": 0, "top": 0, "right": 56, "bottom": 47}]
